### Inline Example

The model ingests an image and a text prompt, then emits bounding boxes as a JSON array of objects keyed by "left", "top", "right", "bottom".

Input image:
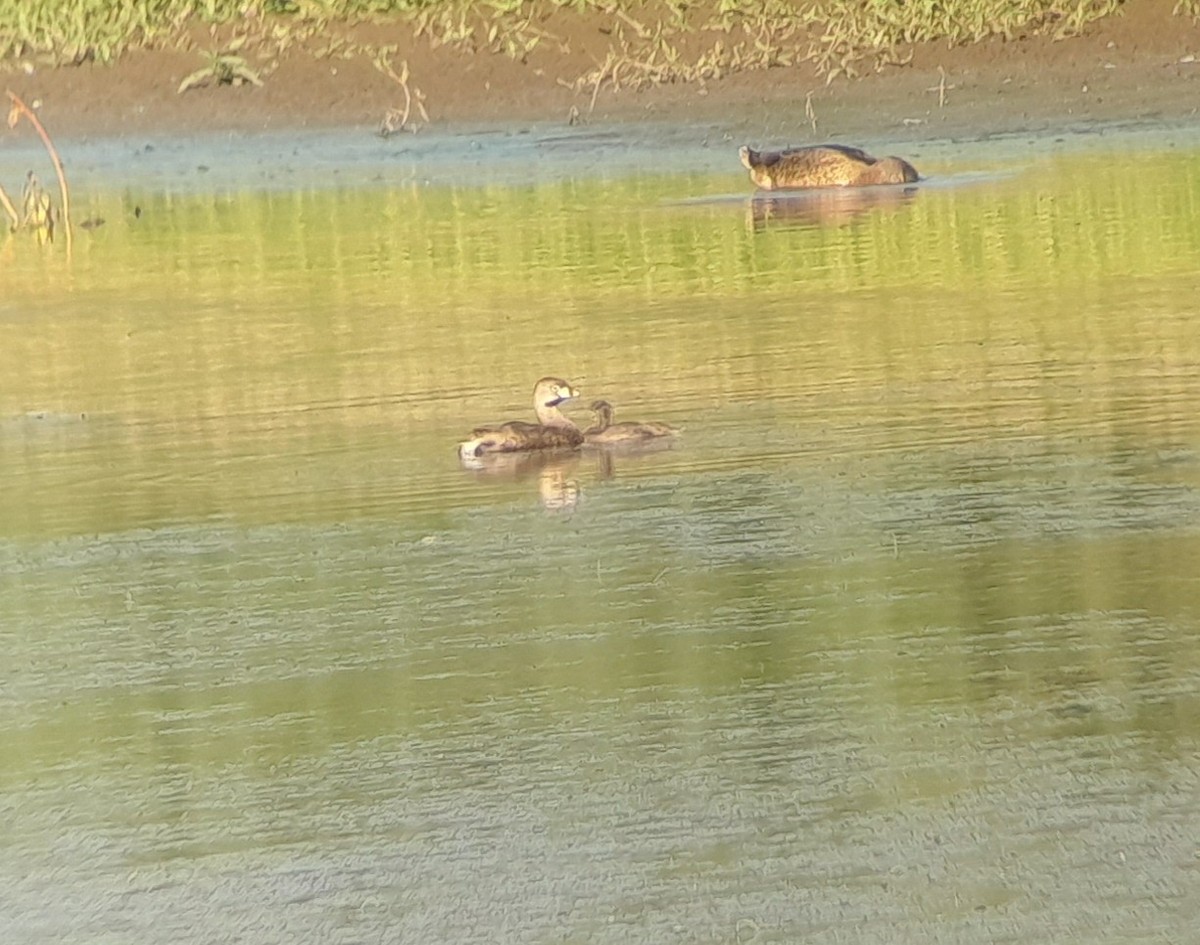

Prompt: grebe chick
[
  {"left": 739, "top": 144, "right": 919, "bottom": 191},
  {"left": 458, "top": 376, "right": 583, "bottom": 460},
  {"left": 583, "top": 400, "right": 678, "bottom": 446}
]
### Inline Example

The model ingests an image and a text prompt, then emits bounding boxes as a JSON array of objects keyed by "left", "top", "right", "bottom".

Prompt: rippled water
[{"left": 3, "top": 123, "right": 1199, "bottom": 944}]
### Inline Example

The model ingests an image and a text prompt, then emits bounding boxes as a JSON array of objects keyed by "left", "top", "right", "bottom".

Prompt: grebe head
[{"left": 534, "top": 376, "right": 579, "bottom": 409}]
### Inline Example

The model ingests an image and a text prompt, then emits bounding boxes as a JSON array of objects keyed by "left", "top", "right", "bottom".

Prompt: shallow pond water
[{"left": 2, "top": 122, "right": 1200, "bottom": 944}]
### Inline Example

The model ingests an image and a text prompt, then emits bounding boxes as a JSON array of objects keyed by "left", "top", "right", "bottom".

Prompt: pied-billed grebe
[
  {"left": 458, "top": 376, "right": 584, "bottom": 459},
  {"left": 583, "top": 399, "right": 678, "bottom": 446},
  {"left": 739, "top": 144, "right": 919, "bottom": 190}
]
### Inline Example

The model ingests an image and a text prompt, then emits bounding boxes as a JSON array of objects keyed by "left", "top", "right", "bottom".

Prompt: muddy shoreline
[{"left": 2, "top": 0, "right": 1199, "bottom": 148}]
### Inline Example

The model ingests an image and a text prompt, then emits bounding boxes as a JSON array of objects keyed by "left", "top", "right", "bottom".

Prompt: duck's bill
[{"left": 547, "top": 386, "right": 580, "bottom": 407}]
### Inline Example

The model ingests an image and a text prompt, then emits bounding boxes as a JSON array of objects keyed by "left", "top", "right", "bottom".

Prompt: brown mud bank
[{"left": 2, "top": 1, "right": 1200, "bottom": 147}]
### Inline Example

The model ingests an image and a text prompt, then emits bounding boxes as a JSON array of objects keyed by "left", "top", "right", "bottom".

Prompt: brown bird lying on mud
[
  {"left": 739, "top": 144, "right": 920, "bottom": 190},
  {"left": 583, "top": 399, "right": 678, "bottom": 446},
  {"left": 458, "top": 376, "right": 584, "bottom": 459}
]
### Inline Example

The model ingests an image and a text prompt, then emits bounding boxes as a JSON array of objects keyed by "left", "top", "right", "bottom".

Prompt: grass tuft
[
  {"left": 0, "top": 0, "right": 1141, "bottom": 92},
  {"left": 178, "top": 38, "right": 266, "bottom": 93}
]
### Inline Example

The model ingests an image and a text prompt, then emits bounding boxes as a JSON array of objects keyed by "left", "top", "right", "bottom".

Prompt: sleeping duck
[
  {"left": 739, "top": 144, "right": 919, "bottom": 190},
  {"left": 583, "top": 399, "right": 678, "bottom": 446},
  {"left": 458, "top": 376, "right": 584, "bottom": 459}
]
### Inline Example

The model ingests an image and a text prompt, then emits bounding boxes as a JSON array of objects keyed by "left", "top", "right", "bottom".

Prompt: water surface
[{"left": 2, "top": 123, "right": 1199, "bottom": 944}]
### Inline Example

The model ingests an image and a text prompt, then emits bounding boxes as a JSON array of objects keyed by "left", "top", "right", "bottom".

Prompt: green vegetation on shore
[{"left": 0, "top": 1, "right": 1134, "bottom": 85}]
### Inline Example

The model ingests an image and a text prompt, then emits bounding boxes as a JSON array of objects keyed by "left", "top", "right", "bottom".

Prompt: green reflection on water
[
  {"left": 2, "top": 134, "right": 1200, "bottom": 943},
  {"left": 2, "top": 147, "right": 1199, "bottom": 531}
]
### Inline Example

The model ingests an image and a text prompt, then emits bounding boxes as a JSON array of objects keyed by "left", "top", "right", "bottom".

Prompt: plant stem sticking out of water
[
  {"left": 21, "top": 172, "right": 53, "bottom": 243},
  {"left": 4, "top": 91, "right": 71, "bottom": 250},
  {"left": 0, "top": 180, "right": 17, "bottom": 231}
]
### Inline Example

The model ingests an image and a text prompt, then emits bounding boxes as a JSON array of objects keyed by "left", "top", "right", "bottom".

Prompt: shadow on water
[{"left": 2, "top": 126, "right": 1200, "bottom": 944}]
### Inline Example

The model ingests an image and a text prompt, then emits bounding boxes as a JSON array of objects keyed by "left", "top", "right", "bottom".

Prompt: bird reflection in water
[
  {"left": 460, "top": 449, "right": 582, "bottom": 513},
  {"left": 589, "top": 435, "right": 677, "bottom": 484},
  {"left": 460, "top": 434, "right": 678, "bottom": 512},
  {"left": 746, "top": 185, "right": 919, "bottom": 231}
]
